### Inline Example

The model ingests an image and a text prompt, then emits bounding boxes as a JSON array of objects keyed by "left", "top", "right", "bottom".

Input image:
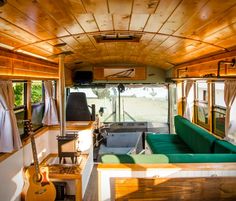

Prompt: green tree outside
[
  {"left": 13, "top": 83, "right": 24, "bottom": 107},
  {"left": 31, "top": 82, "right": 43, "bottom": 103}
]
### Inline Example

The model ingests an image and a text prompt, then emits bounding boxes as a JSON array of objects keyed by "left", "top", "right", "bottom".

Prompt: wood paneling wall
[
  {"left": 0, "top": 47, "right": 58, "bottom": 79},
  {"left": 173, "top": 50, "right": 236, "bottom": 78},
  {"left": 115, "top": 177, "right": 236, "bottom": 201}
]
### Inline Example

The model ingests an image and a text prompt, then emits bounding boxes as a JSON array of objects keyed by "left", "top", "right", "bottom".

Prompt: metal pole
[
  {"left": 59, "top": 54, "right": 66, "bottom": 136},
  {"left": 118, "top": 89, "right": 121, "bottom": 122}
]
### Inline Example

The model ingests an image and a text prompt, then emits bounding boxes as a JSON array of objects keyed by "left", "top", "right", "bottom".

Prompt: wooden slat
[
  {"left": 144, "top": 0, "right": 182, "bottom": 32},
  {"left": 82, "top": 0, "right": 108, "bottom": 14},
  {"left": 0, "top": 47, "right": 58, "bottom": 78},
  {"left": 115, "top": 177, "right": 236, "bottom": 201},
  {"left": 159, "top": 0, "right": 208, "bottom": 35},
  {"left": 0, "top": 18, "right": 39, "bottom": 44},
  {"left": 7, "top": 0, "right": 69, "bottom": 37},
  {"left": 75, "top": 14, "right": 99, "bottom": 33},
  {"left": 175, "top": 1, "right": 236, "bottom": 40},
  {"left": 108, "top": 0, "right": 133, "bottom": 14},
  {"left": 113, "top": 14, "right": 131, "bottom": 30},
  {"left": 129, "top": 14, "right": 149, "bottom": 31},
  {"left": 36, "top": 0, "right": 84, "bottom": 35},
  {"left": 132, "top": 0, "right": 159, "bottom": 14},
  {"left": 94, "top": 14, "right": 113, "bottom": 31}
]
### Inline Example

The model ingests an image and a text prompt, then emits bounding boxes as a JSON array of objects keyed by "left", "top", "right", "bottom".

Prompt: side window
[
  {"left": 213, "top": 82, "right": 225, "bottom": 137},
  {"left": 195, "top": 81, "right": 209, "bottom": 129},
  {"left": 31, "top": 81, "right": 45, "bottom": 131},
  {"left": 13, "top": 82, "right": 27, "bottom": 138}
]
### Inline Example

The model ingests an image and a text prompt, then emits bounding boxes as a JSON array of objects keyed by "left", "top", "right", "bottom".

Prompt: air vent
[
  {"left": 94, "top": 33, "right": 142, "bottom": 43},
  {"left": 54, "top": 42, "right": 67, "bottom": 47}
]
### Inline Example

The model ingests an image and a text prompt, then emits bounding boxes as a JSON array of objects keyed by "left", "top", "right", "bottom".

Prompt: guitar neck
[{"left": 30, "top": 134, "right": 40, "bottom": 176}]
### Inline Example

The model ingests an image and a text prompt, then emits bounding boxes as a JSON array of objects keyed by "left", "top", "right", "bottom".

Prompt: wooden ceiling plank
[
  {"left": 94, "top": 14, "right": 113, "bottom": 31},
  {"left": 81, "top": 0, "right": 108, "bottom": 14},
  {"left": 74, "top": 14, "right": 99, "bottom": 33},
  {"left": 0, "top": 32, "right": 27, "bottom": 49},
  {"left": 6, "top": 0, "right": 68, "bottom": 37},
  {"left": 174, "top": 0, "right": 236, "bottom": 41},
  {"left": 0, "top": 18, "right": 39, "bottom": 44},
  {"left": 132, "top": 0, "right": 159, "bottom": 14},
  {"left": 159, "top": 0, "right": 208, "bottom": 35},
  {"left": 113, "top": 14, "right": 131, "bottom": 30},
  {"left": 141, "top": 34, "right": 168, "bottom": 54},
  {"left": 108, "top": 0, "right": 133, "bottom": 14},
  {"left": 215, "top": 34, "right": 236, "bottom": 50},
  {"left": 36, "top": 0, "right": 84, "bottom": 35},
  {"left": 204, "top": 22, "right": 236, "bottom": 45},
  {"left": 144, "top": 0, "right": 182, "bottom": 32},
  {"left": 129, "top": 14, "right": 149, "bottom": 31},
  {"left": 33, "top": 42, "right": 61, "bottom": 55},
  {"left": 0, "top": 3, "right": 58, "bottom": 40}
]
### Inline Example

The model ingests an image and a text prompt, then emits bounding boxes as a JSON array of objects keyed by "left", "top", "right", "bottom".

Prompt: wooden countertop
[{"left": 49, "top": 121, "right": 95, "bottom": 131}]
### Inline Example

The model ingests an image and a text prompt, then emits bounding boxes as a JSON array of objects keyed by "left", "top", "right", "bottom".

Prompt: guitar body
[{"left": 22, "top": 165, "right": 56, "bottom": 201}]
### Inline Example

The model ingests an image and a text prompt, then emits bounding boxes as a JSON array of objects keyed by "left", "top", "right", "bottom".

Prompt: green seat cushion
[
  {"left": 214, "top": 140, "right": 236, "bottom": 153},
  {"left": 101, "top": 154, "right": 236, "bottom": 164},
  {"left": 146, "top": 133, "right": 193, "bottom": 154},
  {"left": 146, "top": 133, "right": 183, "bottom": 143},
  {"left": 174, "top": 115, "right": 216, "bottom": 153},
  {"left": 148, "top": 141, "right": 193, "bottom": 154}
]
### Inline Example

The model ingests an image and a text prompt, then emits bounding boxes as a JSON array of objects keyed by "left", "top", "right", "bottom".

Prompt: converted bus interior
[{"left": 0, "top": 0, "right": 236, "bottom": 200}]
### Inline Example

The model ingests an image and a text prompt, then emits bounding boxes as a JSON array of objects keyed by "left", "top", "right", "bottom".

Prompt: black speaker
[
  {"left": 0, "top": 0, "right": 7, "bottom": 7},
  {"left": 73, "top": 71, "right": 93, "bottom": 84}
]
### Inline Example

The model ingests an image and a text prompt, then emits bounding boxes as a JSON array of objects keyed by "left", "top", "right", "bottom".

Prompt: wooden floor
[{"left": 83, "top": 164, "right": 98, "bottom": 201}]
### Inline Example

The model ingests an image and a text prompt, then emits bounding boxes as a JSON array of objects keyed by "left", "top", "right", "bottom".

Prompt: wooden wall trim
[
  {"left": 0, "top": 47, "right": 59, "bottom": 79},
  {"left": 97, "top": 163, "right": 236, "bottom": 171},
  {"left": 175, "top": 49, "right": 236, "bottom": 69}
]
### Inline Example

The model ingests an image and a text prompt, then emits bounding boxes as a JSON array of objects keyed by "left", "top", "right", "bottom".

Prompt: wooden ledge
[
  {"left": 49, "top": 121, "right": 95, "bottom": 131},
  {"left": 97, "top": 163, "right": 236, "bottom": 171}
]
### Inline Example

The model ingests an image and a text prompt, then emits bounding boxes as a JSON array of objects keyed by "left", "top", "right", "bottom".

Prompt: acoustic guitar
[{"left": 21, "top": 120, "right": 56, "bottom": 201}]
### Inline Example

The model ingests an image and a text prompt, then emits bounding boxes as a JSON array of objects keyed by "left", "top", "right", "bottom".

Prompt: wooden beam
[{"left": 58, "top": 54, "right": 66, "bottom": 136}]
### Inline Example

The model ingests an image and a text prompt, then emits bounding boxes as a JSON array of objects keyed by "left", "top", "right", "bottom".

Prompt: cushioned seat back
[
  {"left": 66, "top": 92, "right": 91, "bottom": 121},
  {"left": 214, "top": 140, "right": 236, "bottom": 153},
  {"left": 174, "top": 115, "right": 216, "bottom": 153}
]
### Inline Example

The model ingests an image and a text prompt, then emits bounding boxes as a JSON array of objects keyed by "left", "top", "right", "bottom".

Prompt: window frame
[
  {"left": 31, "top": 81, "right": 45, "bottom": 132},
  {"left": 13, "top": 81, "right": 28, "bottom": 139},
  {"left": 212, "top": 82, "right": 226, "bottom": 138},
  {"left": 194, "top": 81, "right": 210, "bottom": 130}
]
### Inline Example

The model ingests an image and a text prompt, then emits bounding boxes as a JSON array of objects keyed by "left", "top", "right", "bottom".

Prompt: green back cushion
[
  {"left": 214, "top": 140, "right": 236, "bottom": 153},
  {"left": 174, "top": 115, "right": 216, "bottom": 153},
  {"left": 146, "top": 133, "right": 193, "bottom": 154},
  {"left": 101, "top": 154, "right": 236, "bottom": 164}
]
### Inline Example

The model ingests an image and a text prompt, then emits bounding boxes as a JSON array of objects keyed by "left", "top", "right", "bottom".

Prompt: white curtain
[
  {"left": 0, "top": 80, "right": 22, "bottom": 152},
  {"left": 183, "top": 81, "right": 194, "bottom": 121},
  {"left": 224, "top": 80, "right": 236, "bottom": 139},
  {"left": 42, "top": 81, "right": 59, "bottom": 125}
]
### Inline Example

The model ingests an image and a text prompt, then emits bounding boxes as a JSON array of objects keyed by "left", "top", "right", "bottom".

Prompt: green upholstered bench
[
  {"left": 100, "top": 115, "right": 236, "bottom": 164},
  {"left": 146, "top": 115, "right": 236, "bottom": 154}
]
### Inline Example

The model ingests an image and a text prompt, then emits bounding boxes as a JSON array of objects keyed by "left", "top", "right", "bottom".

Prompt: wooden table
[{"left": 41, "top": 154, "right": 88, "bottom": 201}]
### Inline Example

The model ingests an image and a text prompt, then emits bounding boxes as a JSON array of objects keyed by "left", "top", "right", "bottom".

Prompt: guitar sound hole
[{"left": 33, "top": 173, "right": 42, "bottom": 183}]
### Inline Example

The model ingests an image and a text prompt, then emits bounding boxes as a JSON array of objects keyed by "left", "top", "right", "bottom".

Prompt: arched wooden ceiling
[{"left": 0, "top": 0, "right": 236, "bottom": 70}]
